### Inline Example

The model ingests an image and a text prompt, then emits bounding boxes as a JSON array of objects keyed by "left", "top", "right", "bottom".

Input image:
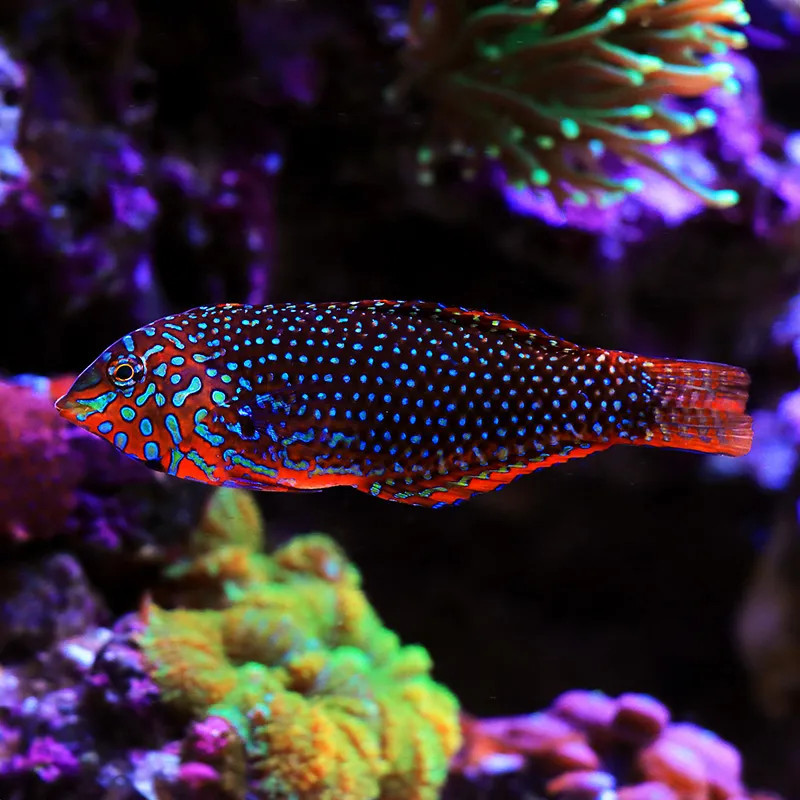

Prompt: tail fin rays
[{"left": 646, "top": 359, "right": 752, "bottom": 457}]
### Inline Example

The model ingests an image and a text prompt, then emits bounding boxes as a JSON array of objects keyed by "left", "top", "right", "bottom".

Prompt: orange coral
[
  {"left": 162, "top": 488, "right": 272, "bottom": 608},
  {"left": 248, "top": 693, "right": 385, "bottom": 799}
]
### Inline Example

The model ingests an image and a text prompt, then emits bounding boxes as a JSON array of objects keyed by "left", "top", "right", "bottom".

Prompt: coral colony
[
  {"left": 141, "top": 492, "right": 461, "bottom": 800},
  {"left": 0, "top": 0, "right": 798, "bottom": 798},
  {"left": 452, "top": 690, "right": 775, "bottom": 799}
]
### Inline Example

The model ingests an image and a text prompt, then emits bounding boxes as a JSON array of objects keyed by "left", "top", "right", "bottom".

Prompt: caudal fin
[{"left": 645, "top": 358, "right": 752, "bottom": 457}]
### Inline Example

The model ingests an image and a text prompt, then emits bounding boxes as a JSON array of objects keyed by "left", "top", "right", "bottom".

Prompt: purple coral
[
  {"left": 0, "top": 40, "right": 26, "bottom": 199},
  {"left": 0, "top": 610, "right": 178, "bottom": 798},
  {"left": 0, "top": 553, "right": 106, "bottom": 654},
  {"left": 716, "top": 287, "right": 800, "bottom": 490}
]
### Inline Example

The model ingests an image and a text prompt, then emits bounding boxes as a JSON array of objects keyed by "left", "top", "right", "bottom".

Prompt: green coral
[
  {"left": 398, "top": 0, "right": 749, "bottom": 206},
  {"left": 141, "top": 488, "right": 461, "bottom": 800},
  {"left": 163, "top": 482, "right": 269, "bottom": 597}
]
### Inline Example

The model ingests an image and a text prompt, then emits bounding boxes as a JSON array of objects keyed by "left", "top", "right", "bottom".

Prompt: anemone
[{"left": 399, "top": 0, "right": 749, "bottom": 206}]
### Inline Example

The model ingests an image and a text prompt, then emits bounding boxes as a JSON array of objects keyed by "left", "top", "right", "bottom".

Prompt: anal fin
[{"left": 357, "top": 442, "right": 612, "bottom": 508}]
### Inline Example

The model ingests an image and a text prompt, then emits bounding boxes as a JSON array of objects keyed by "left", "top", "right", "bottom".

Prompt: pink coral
[
  {"left": 0, "top": 378, "right": 82, "bottom": 541},
  {"left": 454, "top": 689, "right": 777, "bottom": 799}
]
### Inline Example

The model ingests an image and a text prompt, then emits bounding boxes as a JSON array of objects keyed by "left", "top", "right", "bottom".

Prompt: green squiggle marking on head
[
  {"left": 165, "top": 413, "right": 183, "bottom": 445},
  {"left": 280, "top": 428, "right": 316, "bottom": 446},
  {"left": 222, "top": 448, "right": 278, "bottom": 478},
  {"left": 196, "top": 423, "right": 225, "bottom": 447},
  {"left": 136, "top": 382, "right": 157, "bottom": 407},
  {"left": 76, "top": 391, "right": 118, "bottom": 421},
  {"left": 167, "top": 449, "right": 184, "bottom": 476},
  {"left": 193, "top": 350, "right": 226, "bottom": 363},
  {"left": 328, "top": 432, "right": 356, "bottom": 447},
  {"left": 143, "top": 344, "right": 165, "bottom": 360},
  {"left": 162, "top": 332, "right": 185, "bottom": 350}
]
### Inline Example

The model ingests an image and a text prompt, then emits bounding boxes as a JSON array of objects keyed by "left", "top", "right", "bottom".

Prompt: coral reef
[
  {"left": 0, "top": 0, "right": 797, "bottom": 796},
  {"left": 397, "top": 0, "right": 749, "bottom": 206},
  {"left": 449, "top": 689, "right": 778, "bottom": 799},
  {"left": 140, "top": 491, "right": 461, "bottom": 800}
]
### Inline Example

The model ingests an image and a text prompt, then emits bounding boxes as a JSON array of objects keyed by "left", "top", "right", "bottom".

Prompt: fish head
[{"left": 55, "top": 322, "right": 212, "bottom": 475}]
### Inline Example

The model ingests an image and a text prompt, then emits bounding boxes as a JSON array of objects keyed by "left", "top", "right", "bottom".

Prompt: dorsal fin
[{"left": 344, "top": 300, "right": 567, "bottom": 346}]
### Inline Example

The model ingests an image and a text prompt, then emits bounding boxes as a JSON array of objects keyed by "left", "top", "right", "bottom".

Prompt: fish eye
[
  {"left": 114, "top": 363, "right": 135, "bottom": 382},
  {"left": 108, "top": 355, "right": 144, "bottom": 387}
]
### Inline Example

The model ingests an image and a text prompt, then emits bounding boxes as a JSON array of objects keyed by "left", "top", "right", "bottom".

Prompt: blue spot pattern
[{"left": 68, "top": 300, "right": 680, "bottom": 506}]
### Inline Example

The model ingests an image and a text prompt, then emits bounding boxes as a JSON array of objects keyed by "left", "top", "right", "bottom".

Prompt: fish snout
[
  {"left": 54, "top": 393, "right": 76, "bottom": 412},
  {"left": 69, "top": 364, "right": 104, "bottom": 393},
  {"left": 53, "top": 364, "right": 104, "bottom": 417},
  {"left": 54, "top": 391, "right": 82, "bottom": 424}
]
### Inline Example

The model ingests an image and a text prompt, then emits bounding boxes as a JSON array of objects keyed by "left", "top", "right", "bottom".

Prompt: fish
[{"left": 55, "top": 300, "right": 753, "bottom": 508}]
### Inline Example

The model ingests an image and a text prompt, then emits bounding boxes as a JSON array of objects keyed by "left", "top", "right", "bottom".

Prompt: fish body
[{"left": 55, "top": 301, "right": 752, "bottom": 507}]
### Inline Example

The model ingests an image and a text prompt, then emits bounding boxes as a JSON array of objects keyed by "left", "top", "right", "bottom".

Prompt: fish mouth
[
  {"left": 54, "top": 393, "right": 75, "bottom": 412},
  {"left": 54, "top": 365, "right": 103, "bottom": 415}
]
